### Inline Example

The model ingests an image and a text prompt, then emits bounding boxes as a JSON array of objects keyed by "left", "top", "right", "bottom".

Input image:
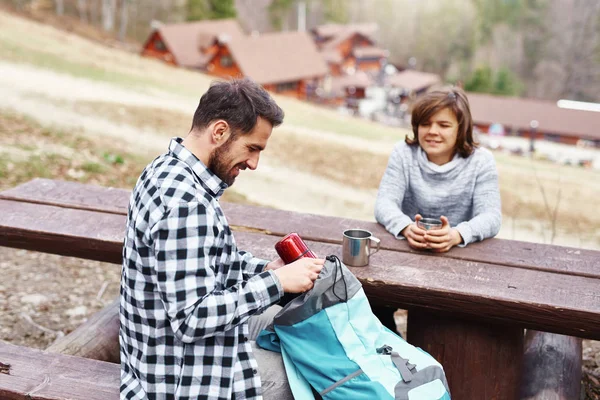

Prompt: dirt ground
[{"left": 1, "top": 8, "right": 600, "bottom": 398}]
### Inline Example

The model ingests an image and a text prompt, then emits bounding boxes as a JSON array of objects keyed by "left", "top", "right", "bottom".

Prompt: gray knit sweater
[{"left": 374, "top": 142, "right": 502, "bottom": 246}]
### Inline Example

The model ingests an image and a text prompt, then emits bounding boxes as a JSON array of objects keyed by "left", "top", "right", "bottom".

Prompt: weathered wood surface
[
  {"left": 2, "top": 199, "right": 600, "bottom": 339},
  {"left": 2, "top": 178, "right": 596, "bottom": 399},
  {"left": 0, "top": 178, "right": 129, "bottom": 215},
  {"left": 0, "top": 341, "right": 119, "bottom": 400},
  {"left": 520, "top": 331, "right": 582, "bottom": 400},
  {"left": 46, "top": 298, "right": 120, "bottom": 363},
  {"left": 2, "top": 178, "right": 599, "bottom": 278},
  {"left": 407, "top": 310, "right": 524, "bottom": 400},
  {"left": 0, "top": 199, "right": 124, "bottom": 263}
]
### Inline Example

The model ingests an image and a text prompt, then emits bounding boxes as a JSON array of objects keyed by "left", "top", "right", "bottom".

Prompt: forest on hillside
[{"left": 5, "top": 0, "right": 600, "bottom": 102}]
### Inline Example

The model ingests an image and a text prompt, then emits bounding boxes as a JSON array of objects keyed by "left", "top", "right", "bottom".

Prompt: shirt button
[{"left": 252, "top": 368, "right": 258, "bottom": 375}]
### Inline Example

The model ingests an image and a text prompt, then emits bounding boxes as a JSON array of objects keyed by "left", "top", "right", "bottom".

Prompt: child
[{"left": 373, "top": 87, "right": 501, "bottom": 332}]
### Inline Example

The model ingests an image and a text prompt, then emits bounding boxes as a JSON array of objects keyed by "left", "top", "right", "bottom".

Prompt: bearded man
[{"left": 120, "top": 78, "right": 324, "bottom": 400}]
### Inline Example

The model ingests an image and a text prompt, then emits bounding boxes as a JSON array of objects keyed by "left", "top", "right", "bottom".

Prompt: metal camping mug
[
  {"left": 342, "top": 229, "right": 381, "bottom": 267},
  {"left": 417, "top": 218, "right": 443, "bottom": 231}
]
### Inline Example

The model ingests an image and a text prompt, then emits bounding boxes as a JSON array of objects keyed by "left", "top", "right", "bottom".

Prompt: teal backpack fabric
[{"left": 257, "top": 255, "right": 451, "bottom": 400}]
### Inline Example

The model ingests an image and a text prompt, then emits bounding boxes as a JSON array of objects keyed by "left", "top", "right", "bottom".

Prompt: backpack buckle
[{"left": 376, "top": 345, "right": 393, "bottom": 355}]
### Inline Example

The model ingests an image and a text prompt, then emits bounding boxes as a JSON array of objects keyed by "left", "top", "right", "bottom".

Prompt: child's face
[{"left": 417, "top": 107, "right": 458, "bottom": 165}]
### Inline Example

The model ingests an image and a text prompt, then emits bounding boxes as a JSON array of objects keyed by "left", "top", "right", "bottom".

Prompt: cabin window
[
  {"left": 276, "top": 82, "right": 297, "bottom": 92},
  {"left": 154, "top": 39, "right": 166, "bottom": 51},
  {"left": 220, "top": 55, "right": 234, "bottom": 67}
]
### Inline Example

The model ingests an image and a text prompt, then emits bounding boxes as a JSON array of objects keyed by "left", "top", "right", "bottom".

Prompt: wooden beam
[
  {"left": 46, "top": 298, "right": 120, "bottom": 363},
  {"left": 0, "top": 341, "right": 119, "bottom": 400},
  {"left": 407, "top": 310, "right": 524, "bottom": 400},
  {"left": 2, "top": 178, "right": 599, "bottom": 278},
  {"left": 0, "top": 178, "right": 129, "bottom": 215},
  {"left": 0, "top": 199, "right": 123, "bottom": 264},
  {"left": 520, "top": 331, "right": 582, "bottom": 400}
]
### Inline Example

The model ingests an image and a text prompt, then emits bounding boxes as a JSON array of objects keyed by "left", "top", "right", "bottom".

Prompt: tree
[
  {"left": 102, "top": 0, "right": 117, "bottom": 31},
  {"left": 322, "top": 0, "right": 348, "bottom": 23},
  {"left": 493, "top": 67, "right": 522, "bottom": 96},
  {"left": 211, "top": 0, "right": 236, "bottom": 19},
  {"left": 268, "top": 0, "right": 294, "bottom": 30},
  {"left": 76, "top": 0, "right": 87, "bottom": 22},
  {"left": 118, "top": 0, "right": 129, "bottom": 42},
  {"left": 464, "top": 66, "right": 493, "bottom": 93},
  {"left": 55, "top": 0, "right": 64, "bottom": 15},
  {"left": 464, "top": 65, "right": 522, "bottom": 96},
  {"left": 187, "top": 0, "right": 236, "bottom": 21}
]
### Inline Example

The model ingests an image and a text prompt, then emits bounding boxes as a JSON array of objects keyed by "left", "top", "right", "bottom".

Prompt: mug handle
[{"left": 369, "top": 236, "right": 381, "bottom": 256}]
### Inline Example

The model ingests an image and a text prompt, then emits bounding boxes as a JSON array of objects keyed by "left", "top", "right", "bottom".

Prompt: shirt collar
[
  {"left": 168, "top": 137, "right": 228, "bottom": 198},
  {"left": 417, "top": 145, "right": 463, "bottom": 174}
]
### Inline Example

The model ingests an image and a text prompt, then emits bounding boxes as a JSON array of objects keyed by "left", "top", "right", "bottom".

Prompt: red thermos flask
[{"left": 274, "top": 233, "right": 317, "bottom": 264}]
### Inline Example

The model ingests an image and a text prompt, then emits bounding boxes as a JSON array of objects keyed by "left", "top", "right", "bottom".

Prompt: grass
[
  {"left": 0, "top": 38, "right": 193, "bottom": 96},
  {"left": 0, "top": 110, "right": 146, "bottom": 190},
  {"left": 0, "top": 11, "right": 407, "bottom": 141},
  {"left": 0, "top": 109, "right": 250, "bottom": 205}
]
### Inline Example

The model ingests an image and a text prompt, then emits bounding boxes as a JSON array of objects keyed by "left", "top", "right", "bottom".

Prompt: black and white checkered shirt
[{"left": 120, "top": 137, "right": 283, "bottom": 400}]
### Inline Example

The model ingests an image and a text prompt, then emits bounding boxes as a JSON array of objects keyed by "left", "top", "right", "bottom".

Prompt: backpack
[{"left": 257, "top": 255, "right": 451, "bottom": 400}]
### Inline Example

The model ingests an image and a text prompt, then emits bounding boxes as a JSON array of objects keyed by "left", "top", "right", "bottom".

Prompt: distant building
[
  {"left": 204, "top": 31, "right": 329, "bottom": 100},
  {"left": 141, "top": 21, "right": 327, "bottom": 100},
  {"left": 326, "top": 71, "right": 375, "bottom": 108},
  {"left": 140, "top": 19, "right": 245, "bottom": 68},
  {"left": 311, "top": 23, "right": 387, "bottom": 76},
  {"left": 386, "top": 70, "right": 442, "bottom": 98},
  {"left": 467, "top": 93, "right": 600, "bottom": 147},
  {"left": 311, "top": 23, "right": 378, "bottom": 46}
]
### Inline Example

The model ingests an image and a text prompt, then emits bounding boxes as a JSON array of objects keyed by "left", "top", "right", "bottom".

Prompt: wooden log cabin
[
  {"left": 467, "top": 93, "right": 600, "bottom": 148},
  {"left": 385, "top": 69, "right": 443, "bottom": 98},
  {"left": 203, "top": 31, "right": 329, "bottom": 100},
  {"left": 313, "top": 24, "right": 388, "bottom": 77},
  {"left": 140, "top": 19, "right": 244, "bottom": 69}
]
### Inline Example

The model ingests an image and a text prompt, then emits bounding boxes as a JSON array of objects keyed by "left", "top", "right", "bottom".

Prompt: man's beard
[{"left": 208, "top": 138, "right": 238, "bottom": 186}]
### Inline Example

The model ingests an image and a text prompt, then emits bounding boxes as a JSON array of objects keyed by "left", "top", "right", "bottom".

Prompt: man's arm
[
  {"left": 235, "top": 249, "right": 270, "bottom": 279},
  {"left": 151, "top": 201, "right": 283, "bottom": 343}
]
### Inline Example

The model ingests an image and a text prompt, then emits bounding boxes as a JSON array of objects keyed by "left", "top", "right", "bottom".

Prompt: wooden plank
[
  {"left": 223, "top": 202, "right": 600, "bottom": 279},
  {"left": 2, "top": 200, "right": 600, "bottom": 338},
  {"left": 0, "top": 341, "right": 119, "bottom": 400},
  {"left": 46, "top": 298, "right": 120, "bottom": 363},
  {"left": 407, "top": 310, "right": 524, "bottom": 400},
  {"left": 520, "top": 331, "right": 582, "bottom": 400},
  {"left": 0, "top": 200, "right": 123, "bottom": 264},
  {"left": 237, "top": 232, "right": 600, "bottom": 339},
  {"left": 0, "top": 178, "right": 129, "bottom": 215},
  {"left": 3, "top": 179, "right": 599, "bottom": 278}
]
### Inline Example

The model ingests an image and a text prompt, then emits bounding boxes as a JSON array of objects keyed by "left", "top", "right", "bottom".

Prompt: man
[{"left": 120, "top": 78, "right": 324, "bottom": 400}]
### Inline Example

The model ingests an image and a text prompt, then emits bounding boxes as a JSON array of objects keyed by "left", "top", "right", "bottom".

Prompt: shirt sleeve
[
  {"left": 374, "top": 144, "right": 414, "bottom": 238},
  {"left": 235, "top": 250, "right": 270, "bottom": 279},
  {"left": 455, "top": 155, "right": 502, "bottom": 246},
  {"left": 150, "top": 201, "right": 283, "bottom": 343}
]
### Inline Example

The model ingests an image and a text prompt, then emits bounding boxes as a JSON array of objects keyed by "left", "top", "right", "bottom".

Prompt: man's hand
[
  {"left": 264, "top": 257, "right": 285, "bottom": 271},
  {"left": 423, "top": 216, "right": 463, "bottom": 253},
  {"left": 273, "top": 258, "right": 325, "bottom": 293},
  {"left": 400, "top": 214, "right": 428, "bottom": 250}
]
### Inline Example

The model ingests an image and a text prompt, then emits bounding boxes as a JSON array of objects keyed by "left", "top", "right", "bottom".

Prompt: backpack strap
[{"left": 377, "top": 345, "right": 417, "bottom": 383}]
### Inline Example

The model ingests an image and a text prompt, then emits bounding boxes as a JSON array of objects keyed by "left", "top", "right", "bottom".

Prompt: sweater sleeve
[
  {"left": 455, "top": 152, "right": 502, "bottom": 246},
  {"left": 374, "top": 143, "right": 414, "bottom": 238}
]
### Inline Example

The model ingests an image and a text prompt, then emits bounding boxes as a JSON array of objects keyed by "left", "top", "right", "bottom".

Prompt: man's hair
[
  {"left": 191, "top": 78, "right": 284, "bottom": 135},
  {"left": 407, "top": 87, "right": 477, "bottom": 158}
]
